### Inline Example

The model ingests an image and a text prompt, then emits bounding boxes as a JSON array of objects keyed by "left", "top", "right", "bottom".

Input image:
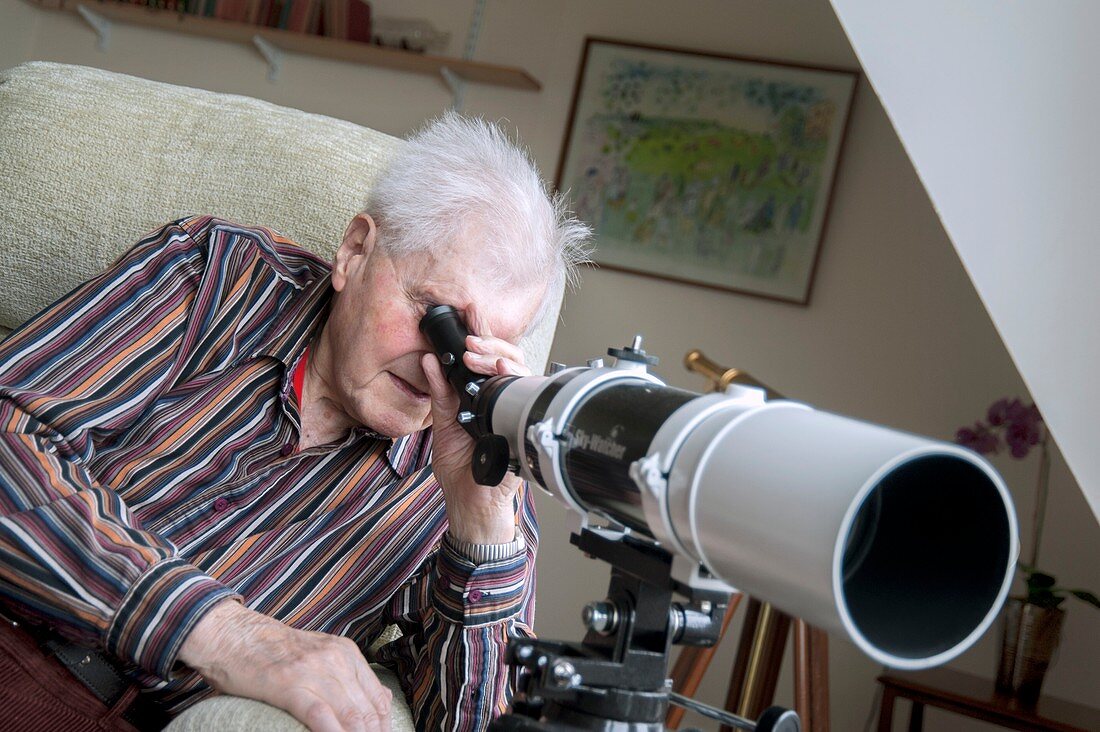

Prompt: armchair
[{"left": 0, "top": 60, "right": 560, "bottom": 731}]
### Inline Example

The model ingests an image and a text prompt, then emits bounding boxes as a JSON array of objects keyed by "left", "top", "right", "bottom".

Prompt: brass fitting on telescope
[{"left": 684, "top": 349, "right": 782, "bottom": 399}]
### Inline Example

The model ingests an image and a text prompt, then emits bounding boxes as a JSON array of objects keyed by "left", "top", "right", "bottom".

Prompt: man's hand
[
  {"left": 421, "top": 306, "right": 530, "bottom": 545},
  {"left": 179, "top": 599, "right": 392, "bottom": 732}
]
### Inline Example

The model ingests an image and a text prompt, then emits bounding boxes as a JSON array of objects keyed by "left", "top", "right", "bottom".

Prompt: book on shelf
[
  {"left": 346, "top": 0, "right": 370, "bottom": 42},
  {"left": 62, "top": 0, "right": 375, "bottom": 40},
  {"left": 285, "top": 0, "right": 320, "bottom": 33},
  {"left": 320, "top": 0, "right": 344, "bottom": 39}
]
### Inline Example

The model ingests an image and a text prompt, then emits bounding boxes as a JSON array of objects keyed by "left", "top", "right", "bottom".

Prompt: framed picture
[{"left": 557, "top": 38, "right": 858, "bottom": 304}]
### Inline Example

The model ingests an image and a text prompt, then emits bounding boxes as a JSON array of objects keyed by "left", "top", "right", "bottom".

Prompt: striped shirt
[{"left": 0, "top": 216, "right": 538, "bottom": 730}]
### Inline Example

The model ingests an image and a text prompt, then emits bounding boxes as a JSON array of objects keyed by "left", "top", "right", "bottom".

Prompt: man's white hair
[{"left": 365, "top": 112, "right": 592, "bottom": 331}]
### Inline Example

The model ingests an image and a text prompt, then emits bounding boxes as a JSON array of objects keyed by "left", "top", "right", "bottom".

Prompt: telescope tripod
[{"left": 491, "top": 528, "right": 800, "bottom": 732}]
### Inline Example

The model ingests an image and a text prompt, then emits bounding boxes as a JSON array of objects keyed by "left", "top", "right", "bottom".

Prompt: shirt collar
[
  {"left": 386, "top": 429, "right": 434, "bottom": 478},
  {"left": 251, "top": 274, "right": 333, "bottom": 368}
]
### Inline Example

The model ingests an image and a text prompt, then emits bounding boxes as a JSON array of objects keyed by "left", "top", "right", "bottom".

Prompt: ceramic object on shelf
[
  {"left": 995, "top": 598, "right": 1065, "bottom": 705},
  {"left": 371, "top": 18, "right": 450, "bottom": 54}
]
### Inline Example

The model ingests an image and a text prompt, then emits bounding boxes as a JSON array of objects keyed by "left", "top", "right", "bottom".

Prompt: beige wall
[
  {"left": 0, "top": 0, "right": 37, "bottom": 64},
  {"left": 2, "top": 0, "right": 1096, "bottom": 729}
]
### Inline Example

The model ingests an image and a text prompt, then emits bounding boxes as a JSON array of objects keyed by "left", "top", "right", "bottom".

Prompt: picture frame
[{"left": 557, "top": 37, "right": 858, "bottom": 305}]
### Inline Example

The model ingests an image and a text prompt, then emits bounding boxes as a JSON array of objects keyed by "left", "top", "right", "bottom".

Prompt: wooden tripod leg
[
  {"left": 794, "top": 620, "right": 830, "bottom": 732},
  {"left": 794, "top": 620, "right": 812, "bottom": 728},
  {"left": 665, "top": 594, "right": 742, "bottom": 729},
  {"left": 809, "top": 626, "right": 830, "bottom": 731},
  {"left": 737, "top": 604, "right": 790, "bottom": 723},
  {"left": 724, "top": 597, "right": 762, "bottom": 722},
  {"left": 722, "top": 602, "right": 790, "bottom": 732},
  {"left": 667, "top": 597, "right": 829, "bottom": 732}
]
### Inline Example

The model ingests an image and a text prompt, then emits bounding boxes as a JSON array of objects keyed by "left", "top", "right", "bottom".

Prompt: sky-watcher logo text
[{"left": 569, "top": 428, "right": 628, "bottom": 460}]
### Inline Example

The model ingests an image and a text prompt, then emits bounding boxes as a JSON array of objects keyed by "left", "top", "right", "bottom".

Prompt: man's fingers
[
  {"left": 461, "top": 350, "right": 502, "bottom": 375},
  {"left": 465, "top": 334, "right": 526, "bottom": 366},
  {"left": 421, "top": 353, "right": 458, "bottom": 412},
  {"left": 356, "top": 697, "right": 390, "bottom": 732},
  {"left": 337, "top": 705, "right": 381, "bottom": 732},
  {"left": 293, "top": 694, "right": 344, "bottom": 732},
  {"left": 495, "top": 357, "right": 530, "bottom": 377},
  {"left": 287, "top": 682, "right": 382, "bottom": 732},
  {"left": 302, "top": 663, "right": 388, "bottom": 732},
  {"left": 337, "top": 679, "right": 380, "bottom": 732},
  {"left": 354, "top": 661, "right": 393, "bottom": 731},
  {"left": 462, "top": 351, "right": 530, "bottom": 377},
  {"left": 370, "top": 684, "right": 393, "bottom": 714},
  {"left": 309, "top": 643, "right": 389, "bottom": 732}
]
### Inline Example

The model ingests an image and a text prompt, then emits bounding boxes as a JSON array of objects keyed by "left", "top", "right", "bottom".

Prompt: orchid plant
[{"left": 956, "top": 398, "right": 1100, "bottom": 611}]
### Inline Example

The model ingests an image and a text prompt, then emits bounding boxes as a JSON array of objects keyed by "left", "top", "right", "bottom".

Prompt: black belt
[
  {"left": 4, "top": 612, "right": 172, "bottom": 731},
  {"left": 43, "top": 636, "right": 173, "bottom": 731}
]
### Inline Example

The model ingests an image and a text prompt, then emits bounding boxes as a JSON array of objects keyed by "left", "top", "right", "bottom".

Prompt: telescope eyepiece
[
  {"left": 418, "top": 304, "right": 486, "bottom": 436},
  {"left": 419, "top": 305, "right": 475, "bottom": 388},
  {"left": 419, "top": 304, "right": 520, "bottom": 485}
]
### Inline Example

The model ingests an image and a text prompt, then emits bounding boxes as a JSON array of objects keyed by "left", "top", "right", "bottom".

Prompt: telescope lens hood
[{"left": 840, "top": 453, "right": 1012, "bottom": 664}]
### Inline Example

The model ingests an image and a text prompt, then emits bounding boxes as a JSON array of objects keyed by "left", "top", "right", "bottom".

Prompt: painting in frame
[{"left": 557, "top": 38, "right": 858, "bottom": 304}]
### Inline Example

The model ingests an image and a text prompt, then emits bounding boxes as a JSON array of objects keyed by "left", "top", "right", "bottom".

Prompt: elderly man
[{"left": 0, "top": 113, "right": 590, "bottom": 731}]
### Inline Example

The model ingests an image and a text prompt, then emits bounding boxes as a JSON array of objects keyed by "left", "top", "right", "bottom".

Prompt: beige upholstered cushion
[
  {"left": 164, "top": 665, "right": 415, "bottom": 732},
  {"left": 0, "top": 61, "right": 560, "bottom": 369}
]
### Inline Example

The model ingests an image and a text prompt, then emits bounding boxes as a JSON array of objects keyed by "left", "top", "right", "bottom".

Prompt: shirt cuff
[
  {"left": 105, "top": 558, "right": 241, "bottom": 680},
  {"left": 433, "top": 536, "right": 530, "bottom": 627},
  {"left": 444, "top": 530, "right": 526, "bottom": 564}
]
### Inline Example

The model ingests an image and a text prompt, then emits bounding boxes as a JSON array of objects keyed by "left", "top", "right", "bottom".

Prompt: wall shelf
[{"left": 28, "top": 0, "right": 542, "bottom": 91}]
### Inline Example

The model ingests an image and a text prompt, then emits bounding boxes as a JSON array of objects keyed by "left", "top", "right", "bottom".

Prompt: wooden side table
[{"left": 877, "top": 667, "right": 1100, "bottom": 732}]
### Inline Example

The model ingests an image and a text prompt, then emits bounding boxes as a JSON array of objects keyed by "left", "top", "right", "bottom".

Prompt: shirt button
[
  {"left": 213, "top": 497, "right": 229, "bottom": 512},
  {"left": 279, "top": 443, "right": 294, "bottom": 457},
  {"left": 468, "top": 589, "right": 484, "bottom": 603}
]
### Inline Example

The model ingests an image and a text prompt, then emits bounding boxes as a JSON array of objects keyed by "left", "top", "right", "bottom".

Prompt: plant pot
[{"left": 995, "top": 597, "right": 1065, "bottom": 704}]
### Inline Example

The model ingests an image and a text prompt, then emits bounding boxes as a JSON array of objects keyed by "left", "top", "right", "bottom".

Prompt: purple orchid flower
[{"left": 958, "top": 398, "right": 1043, "bottom": 459}]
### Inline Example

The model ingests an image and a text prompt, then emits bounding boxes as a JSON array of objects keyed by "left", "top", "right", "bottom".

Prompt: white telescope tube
[
  {"left": 660, "top": 396, "right": 1018, "bottom": 669},
  {"left": 486, "top": 354, "right": 1018, "bottom": 670}
]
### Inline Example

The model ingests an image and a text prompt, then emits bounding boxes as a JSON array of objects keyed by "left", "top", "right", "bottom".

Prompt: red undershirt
[
  {"left": 290, "top": 348, "right": 308, "bottom": 455},
  {"left": 292, "top": 347, "right": 308, "bottom": 405}
]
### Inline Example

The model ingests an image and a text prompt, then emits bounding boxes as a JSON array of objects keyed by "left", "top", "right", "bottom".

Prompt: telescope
[{"left": 420, "top": 306, "right": 1019, "bottom": 732}]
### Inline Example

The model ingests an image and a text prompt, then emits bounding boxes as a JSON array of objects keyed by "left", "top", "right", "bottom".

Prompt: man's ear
[{"left": 332, "top": 213, "right": 377, "bottom": 293}]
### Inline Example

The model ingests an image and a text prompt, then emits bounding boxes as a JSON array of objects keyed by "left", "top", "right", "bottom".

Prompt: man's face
[{"left": 322, "top": 214, "right": 545, "bottom": 438}]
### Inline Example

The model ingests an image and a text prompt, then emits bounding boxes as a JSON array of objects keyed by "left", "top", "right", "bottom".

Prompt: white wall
[
  {"left": 2, "top": 0, "right": 1097, "bottom": 729},
  {"left": 828, "top": 0, "right": 1100, "bottom": 540}
]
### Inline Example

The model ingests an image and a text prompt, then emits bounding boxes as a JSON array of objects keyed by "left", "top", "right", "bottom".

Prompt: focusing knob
[
  {"left": 607, "top": 334, "right": 659, "bottom": 366},
  {"left": 472, "top": 434, "right": 511, "bottom": 486}
]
